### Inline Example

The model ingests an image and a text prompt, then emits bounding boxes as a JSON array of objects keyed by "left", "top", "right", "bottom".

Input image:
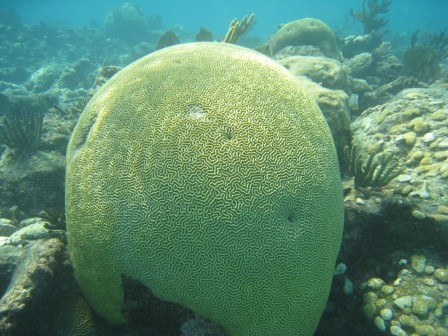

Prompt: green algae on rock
[{"left": 65, "top": 42, "right": 343, "bottom": 336}]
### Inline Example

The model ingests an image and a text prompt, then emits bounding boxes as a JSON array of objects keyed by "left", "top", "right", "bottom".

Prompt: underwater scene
[{"left": 0, "top": 0, "right": 447, "bottom": 335}]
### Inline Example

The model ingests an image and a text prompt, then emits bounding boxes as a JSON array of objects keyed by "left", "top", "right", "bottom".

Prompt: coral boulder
[
  {"left": 270, "top": 18, "right": 342, "bottom": 60},
  {"left": 65, "top": 42, "right": 343, "bottom": 335}
]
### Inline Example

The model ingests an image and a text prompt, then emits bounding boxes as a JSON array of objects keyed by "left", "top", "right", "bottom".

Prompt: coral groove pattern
[{"left": 65, "top": 42, "right": 343, "bottom": 336}]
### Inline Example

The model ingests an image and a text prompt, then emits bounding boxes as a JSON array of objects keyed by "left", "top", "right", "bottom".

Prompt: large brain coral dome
[{"left": 65, "top": 42, "right": 343, "bottom": 336}]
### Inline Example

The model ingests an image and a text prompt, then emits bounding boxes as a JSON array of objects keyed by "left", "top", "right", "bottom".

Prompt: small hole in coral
[
  {"left": 287, "top": 213, "right": 296, "bottom": 223},
  {"left": 220, "top": 125, "right": 233, "bottom": 140}
]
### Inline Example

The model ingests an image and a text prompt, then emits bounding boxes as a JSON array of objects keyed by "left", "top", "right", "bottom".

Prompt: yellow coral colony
[{"left": 65, "top": 42, "right": 343, "bottom": 336}]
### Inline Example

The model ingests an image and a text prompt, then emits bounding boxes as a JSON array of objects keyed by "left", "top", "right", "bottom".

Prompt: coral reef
[
  {"left": 0, "top": 105, "right": 66, "bottom": 214},
  {"left": 269, "top": 18, "right": 342, "bottom": 60},
  {"left": 65, "top": 42, "right": 343, "bottom": 335},
  {"left": 370, "top": 42, "right": 403, "bottom": 85},
  {"left": 0, "top": 149, "right": 65, "bottom": 214},
  {"left": 410, "top": 30, "right": 448, "bottom": 62},
  {"left": 344, "top": 41, "right": 403, "bottom": 92},
  {"left": 0, "top": 19, "right": 127, "bottom": 76},
  {"left": 0, "top": 4, "right": 447, "bottom": 335},
  {"left": 344, "top": 52, "right": 374, "bottom": 77},
  {"left": 0, "top": 96, "right": 66, "bottom": 213}
]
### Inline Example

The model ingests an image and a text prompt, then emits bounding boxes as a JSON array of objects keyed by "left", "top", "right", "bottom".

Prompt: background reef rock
[
  {"left": 358, "top": 76, "right": 425, "bottom": 112},
  {"left": 26, "top": 65, "right": 61, "bottom": 93},
  {"left": 371, "top": 50, "right": 402, "bottom": 86},
  {"left": 0, "top": 238, "right": 67, "bottom": 335},
  {"left": 279, "top": 56, "right": 349, "bottom": 91},
  {"left": 272, "top": 45, "right": 326, "bottom": 59},
  {"left": 0, "top": 244, "right": 22, "bottom": 295},
  {"left": 341, "top": 32, "right": 383, "bottom": 59},
  {"left": 295, "top": 76, "right": 351, "bottom": 171},
  {"left": 344, "top": 52, "right": 374, "bottom": 78},
  {"left": 0, "top": 151, "right": 65, "bottom": 214},
  {"left": 277, "top": 56, "right": 352, "bottom": 170},
  {"left": 351, "top": 86, "right": 448, "bottom": 227},
  {"left": 0, "top": 93, "right": 78, "bottom": 215},
  {"left": 0, "top": 218, "right": 124, "bottom": 336},
  {"left": 104, "top": 3, "right": 163, "bottom": 45},
  {"left": 0, "top": 96, "right": 68, "bottom": 214}
]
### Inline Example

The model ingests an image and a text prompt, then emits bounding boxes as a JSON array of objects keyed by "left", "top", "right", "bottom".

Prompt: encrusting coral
[{"left": 65, "top": 42, "right": 343, "bottom": 336}]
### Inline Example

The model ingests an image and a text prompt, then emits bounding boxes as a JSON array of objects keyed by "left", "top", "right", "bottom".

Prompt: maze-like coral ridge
[{"left": 66, "top": 42, "right": 343, "bottom": 336}]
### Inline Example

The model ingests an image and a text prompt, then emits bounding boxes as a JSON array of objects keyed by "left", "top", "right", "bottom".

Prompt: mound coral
[
  {"left": 65, "top": 42, "right": 343, "bottom": 335},
  {"left": 269, "top": 18, "right": 342, "bottom": 60}
]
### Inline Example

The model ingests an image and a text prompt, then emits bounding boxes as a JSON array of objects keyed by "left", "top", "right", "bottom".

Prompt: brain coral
[
  {"left": 270, "top": 18, "right": 342, "bottom": 60},
  {"left": 65, "top": 42, "right": 343, "bottom": 336}
]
